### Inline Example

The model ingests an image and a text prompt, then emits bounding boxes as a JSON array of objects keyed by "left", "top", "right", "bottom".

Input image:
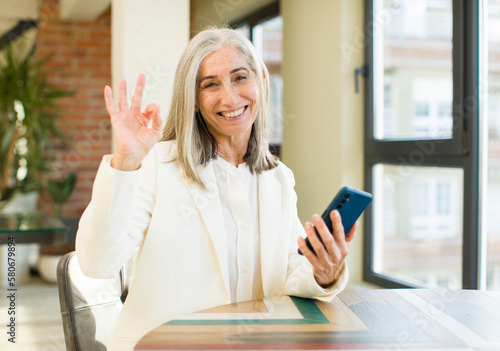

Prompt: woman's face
[{"left": 197, "top": 46, "right": 259, "bottom": 145}]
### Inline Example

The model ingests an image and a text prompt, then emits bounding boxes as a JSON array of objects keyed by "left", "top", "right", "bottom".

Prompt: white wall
[{"left": 111, "top": 0, "right": 190, "bottom": 128}]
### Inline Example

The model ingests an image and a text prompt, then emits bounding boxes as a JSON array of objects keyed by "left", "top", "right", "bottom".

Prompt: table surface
[
  {"left": 0, "top": 212, "right": 68, "bottom": 244},
  {"left": 135, "top": 289, "right": 500, "bottom": 351}
]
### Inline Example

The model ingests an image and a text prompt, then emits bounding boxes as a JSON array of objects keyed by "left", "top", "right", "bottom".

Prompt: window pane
[
  {"left": 373, "top": 164, "right": 463, "bottom": 288},
  {"left": 374, "top": 0, "right": 453, "bottom": 140},
  {"left": 252, "top": 16, "right": 283, "bottom": 145},
  {"left": 485, "top": 0, "right": 500, "bottom": 290}
]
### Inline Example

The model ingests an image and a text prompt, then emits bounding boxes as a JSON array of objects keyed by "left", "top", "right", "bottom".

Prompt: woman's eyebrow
[
  {"left": 230, "top": 67, "right": 249, "bottom": 75},
  {"left": 199, "top": 67, "right": 250, "bottom": 84},
  {"left": 199, "top": 75, "right": 216, "bottom": 84}
]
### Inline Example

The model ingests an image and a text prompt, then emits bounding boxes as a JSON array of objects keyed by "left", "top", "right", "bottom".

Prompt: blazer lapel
[
  {"left": 258, "top": 170, "right": 282, "bottom": 295},
  {"left": 183, "top": 162, "right": 230, "bottom": 301}
]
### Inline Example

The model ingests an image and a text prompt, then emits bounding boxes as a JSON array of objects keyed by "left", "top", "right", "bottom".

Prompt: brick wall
[{"left": 36, "top": 0, "right": 112, "bottom": 218}]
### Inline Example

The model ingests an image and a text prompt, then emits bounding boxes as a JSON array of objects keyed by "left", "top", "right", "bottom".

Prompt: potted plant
[
  {"left": 1, "top": 44, "right": 74, "bottom": 284},
  {"left": 0, "top": 44, "right": 74, "bottom": 210}
]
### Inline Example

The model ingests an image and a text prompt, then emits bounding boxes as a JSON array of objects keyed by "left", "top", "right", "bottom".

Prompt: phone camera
[
  {"left": 340, "top": 199, "right": 346, "bottom": 204},
  {"left": 344, "top": 194, "right": 350, "bottom": 198},
  {"left": 336, "top": 204, "right": 342, "bottom": 209}
]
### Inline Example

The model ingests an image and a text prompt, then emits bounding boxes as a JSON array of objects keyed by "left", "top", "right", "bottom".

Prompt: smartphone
[{"left": 298, "top": 187, "right": 372, "bottom": 255}]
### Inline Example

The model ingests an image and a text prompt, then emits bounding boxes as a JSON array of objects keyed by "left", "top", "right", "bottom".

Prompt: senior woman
[{"left": 76, "top": 27, "right": 357, "bottom": 351}]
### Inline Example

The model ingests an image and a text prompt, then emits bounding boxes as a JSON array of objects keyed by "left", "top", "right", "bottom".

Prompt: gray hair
[{"left": 162, "top": 27, "right": 278, "bottom": 188}]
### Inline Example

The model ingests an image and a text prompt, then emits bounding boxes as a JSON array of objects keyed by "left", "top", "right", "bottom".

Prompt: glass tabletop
[
  {"left": 0, "top": 212, "right": 69, "bottom": 244},
  {"left": 0, "top": 212, "right": 68, "bottom": 234}
]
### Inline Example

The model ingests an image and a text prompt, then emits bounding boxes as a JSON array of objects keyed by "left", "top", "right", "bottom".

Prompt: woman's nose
[{"left": 219, "top": 82, "right": 237, "bottom": 106}]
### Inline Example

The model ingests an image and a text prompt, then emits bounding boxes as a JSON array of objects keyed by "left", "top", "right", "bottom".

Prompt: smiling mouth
[{"left": 217, "top": 106, "right": 247, "bottom": 118}]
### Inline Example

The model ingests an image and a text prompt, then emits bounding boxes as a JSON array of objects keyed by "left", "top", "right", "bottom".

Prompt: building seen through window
[{"left": 369, "top": 0, "right": 500, "bottom": 289}]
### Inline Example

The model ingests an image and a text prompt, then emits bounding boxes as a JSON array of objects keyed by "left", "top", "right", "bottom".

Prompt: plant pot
[
  {"left": 1, "top": 190, "right": 38, "bottom": 214},
  {"left": 38, "top": 254, "right": 63, "bottom": 283}
]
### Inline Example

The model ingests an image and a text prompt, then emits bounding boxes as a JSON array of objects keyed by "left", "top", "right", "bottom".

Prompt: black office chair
[{"left": 57, "top": 251, "right": 128, "bottom": 351}]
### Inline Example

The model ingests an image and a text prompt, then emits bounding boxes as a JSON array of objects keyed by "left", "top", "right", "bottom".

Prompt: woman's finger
[
  {"left": 330, "top": 210, "right": 346, "bottom": 244},
  {"left": 298, "top": 236, "right": 320, "bottom": 266},
  {"left": 144, "top": 103, "right": 158, "bottom": 117},
  {"left": 131, "top": 74, "right": 146, "bottom": 112},
  {"left": 151, "top": 106, "right": 163, "bottom": 132},
  {"left": 305, "top": 220, "right": 328, "bottom": 259},
  {"left": 118, "top": 79, "right": 129, "bottom": 112},
  {"left": 312, "top": 214, "right": 335, "bottom": 256},
  {"left": 104, "top": 85, "right": 118, "bottom": 115},
  {"left": 345, "top": 221, "right": 358, "bottom": 245},
  {"left": 138, "top": 103, "right": 158, "bottom": 126}
]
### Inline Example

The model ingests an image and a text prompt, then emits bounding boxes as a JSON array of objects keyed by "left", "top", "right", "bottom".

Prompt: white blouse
[{"left": 213, "top": 156, "right": 263, "bottom": 302}]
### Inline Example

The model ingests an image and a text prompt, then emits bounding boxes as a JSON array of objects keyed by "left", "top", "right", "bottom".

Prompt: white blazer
[{"left": 76, "top": 141, "right": 348, "bottom": 351}]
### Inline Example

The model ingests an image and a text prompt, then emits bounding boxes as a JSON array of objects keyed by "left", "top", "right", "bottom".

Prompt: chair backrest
[{"left": 57, "top": 251, "right": 126, "bottom": 351}]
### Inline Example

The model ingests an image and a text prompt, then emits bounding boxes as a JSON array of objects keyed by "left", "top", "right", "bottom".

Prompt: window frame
[
  {"left": 363, "top": 0, "right": 481, "bottom": 289},
  {"left": 230, "top": 1, "right": 280, "bottom": 41}
]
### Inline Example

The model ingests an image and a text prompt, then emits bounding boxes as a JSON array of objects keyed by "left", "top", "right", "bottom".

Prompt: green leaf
[
  {"left": 0, "top": 121, "right": 16, "bottom": 155},
  {"left": 46, "top": 173, "right": 77, "bottom": 204}
]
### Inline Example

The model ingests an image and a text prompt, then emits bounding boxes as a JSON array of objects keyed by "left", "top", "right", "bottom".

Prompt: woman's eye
[
  {"left": 202, "top": 82, "right": 216, "bottom": 89},
  {"left": 235, "top": 75, "right": 248, "bottom": 81}
]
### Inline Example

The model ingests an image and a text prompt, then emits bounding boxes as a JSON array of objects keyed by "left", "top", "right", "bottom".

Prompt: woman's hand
[
  {"left": 104, "top": 74, "right": 163, "bottom": 171},
  {"left": 297, "top": 210, "right": 357, "bottom": 288}
]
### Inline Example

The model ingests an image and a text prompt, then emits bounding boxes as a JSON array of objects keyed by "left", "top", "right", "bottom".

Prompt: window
[
  {"left": 437, "top": 182, "right": 451, "bottom": 215},
  {"left": 231, "top": 2, "right": 282, "bottom": 156},
  {"left": 366, "top": 0, "right": 500, "bottom": 290},
  {"left": 371, "top": 164, "right": 463, "bottom": 286},
  {"left": 364, "top": 0, "right": 483, "bottom": 289}
]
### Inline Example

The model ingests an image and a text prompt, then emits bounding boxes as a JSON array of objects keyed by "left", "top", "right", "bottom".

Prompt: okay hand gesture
[{"left": 104, "top": 74, "right": 163, "bottom": 171}]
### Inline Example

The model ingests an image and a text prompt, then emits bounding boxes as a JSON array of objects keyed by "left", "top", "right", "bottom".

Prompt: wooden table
[{"left": 135, "top": 289, "right": 500, "bottom": 350}]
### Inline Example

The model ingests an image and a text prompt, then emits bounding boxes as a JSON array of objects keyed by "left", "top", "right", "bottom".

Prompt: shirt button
[
  {"left": 241, "top": 224, "right": 248, "bottom": 231},
  {"left": 242, "top": 267, "right": 249, "bottom": 274}
]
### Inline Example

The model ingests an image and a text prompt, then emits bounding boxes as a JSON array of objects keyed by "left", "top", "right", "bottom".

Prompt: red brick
[
  {"left": 35, "top": 0, "right": 112, "bottom": 216},
  {"left": 75, "top": 41, "right": 101, "bottom": 48}
]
